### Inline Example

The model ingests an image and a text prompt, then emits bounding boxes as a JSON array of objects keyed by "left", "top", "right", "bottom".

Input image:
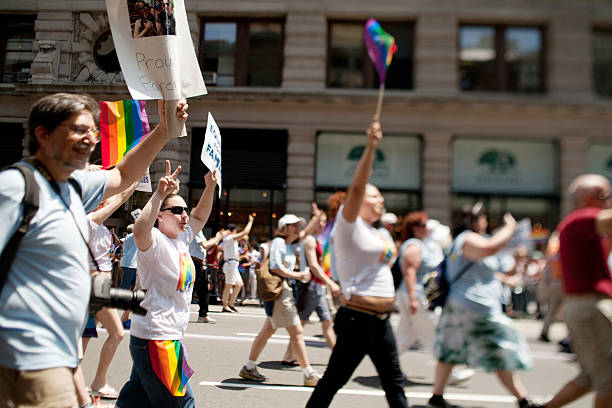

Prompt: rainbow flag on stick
[
  {"left": 364, "top": 18, "right": 397, "bottom": 86},
  {"left": 148, "top": 339, "right": 194, "bottom": 396},
  {"left": 100, "top": 100, "right": 150, "bottom": 169}
]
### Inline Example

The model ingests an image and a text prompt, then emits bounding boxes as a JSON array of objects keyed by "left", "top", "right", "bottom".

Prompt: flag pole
[{"left": 375, "top": 83, "right": 385, "bottom": 119}]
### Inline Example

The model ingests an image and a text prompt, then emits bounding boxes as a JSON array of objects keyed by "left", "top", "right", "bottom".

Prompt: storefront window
[
  {"left": 593, "top": 29, "right": 612, "bottom": 96},
  {"left": 0, "top": 15, "right": 35, "bottom": 83}
]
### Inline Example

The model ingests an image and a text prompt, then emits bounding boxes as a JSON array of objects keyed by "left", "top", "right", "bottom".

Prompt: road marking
[
  {"left": 198, "top": 381, "right": 522, "bottom": 404},
  {"left": 235, "top": 332, "right": 326, "bottom": 343}
]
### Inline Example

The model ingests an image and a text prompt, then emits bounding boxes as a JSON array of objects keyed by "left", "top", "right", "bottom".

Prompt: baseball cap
[
  {"left": 278, "top": 214, "right": 306, "bottom": 229},
  {"left": 380, "top": 212, "right": 398, "bottom": 225}
]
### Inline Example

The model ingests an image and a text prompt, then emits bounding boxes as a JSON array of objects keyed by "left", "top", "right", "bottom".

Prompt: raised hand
[
  {"left": 204, "top": 169, "right": 217, "bottom": 189},
  {"left": 157, "top": 99, "right": 189, "bottom": 130},
  {"left": 366, "top": 115, "right": 382, "bottom": 147},
  {"left": 156, "top": 160, "right": 181, "bottom": 197}
]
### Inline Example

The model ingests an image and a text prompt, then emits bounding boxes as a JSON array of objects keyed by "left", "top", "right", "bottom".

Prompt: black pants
[
  {"left": 306, "top": 306, "right": 408, "bottom": 408},
  {"left": 193, "top": 258, "right": 209, "bottom": 317}
]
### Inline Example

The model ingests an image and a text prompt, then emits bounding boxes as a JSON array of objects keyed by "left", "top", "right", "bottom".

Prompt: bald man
[{"left": 542, "top": 174, "right": 612, "bottom": 408}]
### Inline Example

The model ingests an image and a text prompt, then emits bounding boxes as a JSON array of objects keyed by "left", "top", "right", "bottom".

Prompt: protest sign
[
  {"left": 200, "top": 112, "right": 222, "bottom": 197},
  {"left": 136, "top": 167, "right": 152, "bottom": 192},
  {"left": 501, "top": 218, "right": 533, "bottom": 255}
]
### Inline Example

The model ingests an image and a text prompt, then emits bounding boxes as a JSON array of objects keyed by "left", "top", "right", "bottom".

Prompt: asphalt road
[{"left": 82, "top": 304, "right": 593, "bottom": 408}]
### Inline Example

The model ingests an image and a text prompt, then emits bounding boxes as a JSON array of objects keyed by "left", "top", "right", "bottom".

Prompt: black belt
[{"left": 225, "top": 259, "right": 238, "bottom": 262}]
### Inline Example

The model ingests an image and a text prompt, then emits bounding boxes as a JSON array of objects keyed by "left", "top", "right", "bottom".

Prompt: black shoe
[
  {"left": 229, "top": 306, "right": 239, "bottom": 312},
  {"left": 538, "top": 333, "right": 550, "bottom": 342},
  {"left": 221, "top": 308, "right": 232, "bottom": 313},
  {"left": 428, "top": 395, "right": 453, "bottom": 408},
  {"left": 519, "top": 398, "right": 546, "bottom": 408}
]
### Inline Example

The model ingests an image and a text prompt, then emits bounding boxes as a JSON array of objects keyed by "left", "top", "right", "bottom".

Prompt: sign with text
[
  {"left": 452, "top": 138, "right": 557, "bottom": 195},
  {"left": 200, "top": 112, "right": 222, "bottom": 197},
  {"left": 135, "top": 167, "right": 152, "bottom": 192},
  {"left": 316, "top": 132, "right": 421, "bottom": 189},
  {"left": 106, "top": 0, "right": 206, "bottom": 100}
]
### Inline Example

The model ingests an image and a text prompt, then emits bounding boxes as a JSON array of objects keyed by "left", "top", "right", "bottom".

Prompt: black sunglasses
[{"left": 160, "top": 206, "right": 189, "bottom": 215}]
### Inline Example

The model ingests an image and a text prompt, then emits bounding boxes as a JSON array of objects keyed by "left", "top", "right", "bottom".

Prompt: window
[
  {"left": 93, "top": 31, "right": 121, "bottom": 73},
  {"left": 200, "top": 19, "right": 284, "bottom": 86},
  {"left": 459, "top": 24, "right": 545, "bottom": 93},
  {"left": 0, "top": 15, "right": 35, "bottom": 83},
  {"left": 593, "top": 29, "right": 612, "bottom": 96},
  {"left": 328, "top": 21, "right": 413, "bottom": 89}
]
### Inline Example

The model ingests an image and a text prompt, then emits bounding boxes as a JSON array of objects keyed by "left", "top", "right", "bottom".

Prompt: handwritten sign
[
  {"left": 200, "top": 112, "right": 222, "bottom": 197},
  {"left": 105, "top": 0, "right": 206, "bottom": 100}
]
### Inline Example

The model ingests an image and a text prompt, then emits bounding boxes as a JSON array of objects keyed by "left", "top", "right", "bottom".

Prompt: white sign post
[
  {"left": 105, "top": 0, "right": 207, "bottom": 137},
  {"left": 200, "top": 112, "right": 222, "bottom": 197}
]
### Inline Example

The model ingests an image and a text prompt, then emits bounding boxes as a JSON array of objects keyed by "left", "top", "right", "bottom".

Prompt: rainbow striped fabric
[
  {"left": 148, "top": 339, "right": 194, "bottom": 396},
  {"left": 318, "top": 221, "right": 334, "bottom": 278},
  {"left": 364, "top": 18, "right": 398, "bottom": 85},
  {"left": 100, "top": 100, "right": 150, "bottom": 169}
]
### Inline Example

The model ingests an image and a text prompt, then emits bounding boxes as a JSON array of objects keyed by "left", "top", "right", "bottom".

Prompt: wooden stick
[{"left": 375, "top": 84, "right": 385, "bottom": 119}]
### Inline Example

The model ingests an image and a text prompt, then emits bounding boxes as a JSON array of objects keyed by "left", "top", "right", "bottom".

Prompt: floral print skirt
[{"left": 434, "top": 302, "right": 533, "bottom": 372}]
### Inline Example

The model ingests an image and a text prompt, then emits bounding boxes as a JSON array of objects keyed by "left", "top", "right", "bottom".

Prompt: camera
[{"left": 90, "top": 274, "right": 147, "bottom": 315}]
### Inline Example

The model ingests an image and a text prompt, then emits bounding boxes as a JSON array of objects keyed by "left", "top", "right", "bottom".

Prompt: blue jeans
[
  {"left": 116, "top": 336, "right": 195, "bottom": 408},
  {"left": 119, "top": 267, "right": 137, "bottom": 290},
  {"left": 306, "top": 307, "right": 408, "bottom": 408}
]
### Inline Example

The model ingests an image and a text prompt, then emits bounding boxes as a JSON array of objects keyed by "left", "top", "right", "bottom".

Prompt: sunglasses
[{"left": 160, "top": 206, "right": 189, "bottom": 215}]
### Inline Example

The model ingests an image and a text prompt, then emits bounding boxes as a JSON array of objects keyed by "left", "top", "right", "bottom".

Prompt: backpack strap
[
  {"left": 0, "top": 164, "right": 40, "bottom": 295},
  {"left": 68, "top": 177, "right": 83, "bottom": 200}
]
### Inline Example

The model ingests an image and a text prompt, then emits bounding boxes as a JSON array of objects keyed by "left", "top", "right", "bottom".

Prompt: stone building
[{"left": 1, "top": 0, "right": 612, "bottom": 239}]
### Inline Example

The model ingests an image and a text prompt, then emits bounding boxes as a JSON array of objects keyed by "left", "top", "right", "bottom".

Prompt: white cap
[
  {"left": 380, "top": 212, "right": 398, "bottom": 225},
  {"left": 278, "top": 214, "right": 306, "bottom": 229}
]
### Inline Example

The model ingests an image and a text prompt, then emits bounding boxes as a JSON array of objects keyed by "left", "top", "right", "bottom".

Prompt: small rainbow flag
[
  {"left": 364, "top": 18, "right": 398, "bottom": 85},
  {"left": 148, "top": 339, "right": 194, "bottom": 396},
  {"left": 100, "top": 100, "right": 150, "bottom": 169},
  {"left": 318, "top": 221, "right": 334, "bottom": 279}
]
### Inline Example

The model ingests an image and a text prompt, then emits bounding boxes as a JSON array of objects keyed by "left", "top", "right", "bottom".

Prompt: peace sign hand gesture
[{"left": 156, "top": 160, "right": 181, "bottom": 197}]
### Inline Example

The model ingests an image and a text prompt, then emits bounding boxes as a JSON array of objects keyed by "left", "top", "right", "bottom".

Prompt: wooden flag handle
[
  {"left": 165, "top": 99, "right": 187, "bottom": 138},
  {"left": 375, "top": 84, "right": 385, "bottom": 119}
]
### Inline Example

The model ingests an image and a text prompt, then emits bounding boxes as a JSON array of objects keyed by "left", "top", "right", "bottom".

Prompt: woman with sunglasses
[
  {"left": 306, "top": 117, "right": 408, "bottom": 408},
  {"left": 115, "top": 160, "right": 217, "bottom": 408}
]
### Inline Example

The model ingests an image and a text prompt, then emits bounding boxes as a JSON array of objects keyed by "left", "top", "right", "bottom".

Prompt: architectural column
[
  {"left": 33, "top": 11, "right": 74, "bottom": 82},
  {"left": 285, "top": 128, "right": 316, "bottom": 218},
  {"left": 559, "top": 135, "right": 588, "bottom": 217},
  {"left": 422, "top": 131, "right": 452, "bottom": 225},
  {"left": 282, "top": 12, "right": 326, "bottom": 89}
]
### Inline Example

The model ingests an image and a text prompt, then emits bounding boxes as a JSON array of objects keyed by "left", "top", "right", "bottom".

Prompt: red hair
[{"left": 401, "top": 211, "right": 428, "bottom": 241}]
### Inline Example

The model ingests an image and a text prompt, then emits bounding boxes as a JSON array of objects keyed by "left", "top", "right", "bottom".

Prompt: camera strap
[{"left": 25, "top": 158, "right": 102, "bottom": 273}]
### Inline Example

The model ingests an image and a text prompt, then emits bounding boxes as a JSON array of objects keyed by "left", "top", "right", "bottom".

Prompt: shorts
[
  {"left": 296, "top": 281, "right": 332, "bottom": 322},
  {"left": 82, "top": 316, "right": 98, "bottom": 338},
  {"left": 223, "top": 261, "right": 242, "bottom": 285},
  {"left": 0, "top": 366, "right": 78, "bottom": 407},
  {"left": 564, "top": 296, "right": 612, "bottom": 395},
  {"left": 120, "top": 267, "right": 137, "bottom": 290},
  {"left": 264, "top": 281, "right": 301, "bottom": 329}
]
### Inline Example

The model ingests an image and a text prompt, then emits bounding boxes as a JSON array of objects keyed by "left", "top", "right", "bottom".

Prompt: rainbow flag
[
  {"left": 364, "top": 18, "right": 397, "bottom": 85},
  {"left": 318, "top": 221, "right": 334, "bottom": 279},
  {"left": 100, "top": 100, "right": 150, "bottom": 169},
  {"left": 148, "top": 339, "right": 194, "bottom": 396}
]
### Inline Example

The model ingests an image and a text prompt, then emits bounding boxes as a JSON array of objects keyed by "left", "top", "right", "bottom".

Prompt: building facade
[{"left": 2, "top": 0, "right": 612, "bottom": 239}]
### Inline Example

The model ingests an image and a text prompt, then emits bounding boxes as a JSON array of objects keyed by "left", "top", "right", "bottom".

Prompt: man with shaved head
[{"left": 542, "top": 174, "right": 612, "bottom": 408}]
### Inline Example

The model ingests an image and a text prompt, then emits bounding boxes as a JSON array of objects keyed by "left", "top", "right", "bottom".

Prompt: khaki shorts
[
  {"left": 564, "top": 296, "right": 612, "bottom": 395},
  {"left": 269, "top": 282, "right": 301, "bottom": 329},
  {"left": 0, "top": 366, "right": 78, "bottom": 408},
  {"left": 223, "top": 261, "right": 242, "bottom": 285}
]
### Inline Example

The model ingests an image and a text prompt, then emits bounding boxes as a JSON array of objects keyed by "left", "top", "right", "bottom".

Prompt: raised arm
[
  {"left": 231, "top": 215, "right": 254, "bottom": 241},
  {"left": 89, "top": 179, "right": 140, "bottom": 225},
  {"left": 202, "top": 230, "right": 224, "bottom": 251},
  {"left": 188, "top": 170, "right": 217, "bottom": 234},
  {"left": 133, "top": 160, "right": 180, "bottom": 251},
  {"left": 299, "top": 203, "right": 324, "bottom": 241},
  {"left": 103, "top": 100, "right": 188, "bottom": 199},
  {"left": 463, "top": 213, "right": 517, "bottom": 261},
  {"left": 342, "top": 117, "right": 382, "bottom": 223}
]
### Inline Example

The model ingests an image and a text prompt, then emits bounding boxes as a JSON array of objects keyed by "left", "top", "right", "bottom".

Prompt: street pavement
[{"left": 82, "top": 303, "right": 593, "bottom": 407}]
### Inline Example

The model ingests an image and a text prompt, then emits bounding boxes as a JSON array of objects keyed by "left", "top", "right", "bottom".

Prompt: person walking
[
  {"left": 238, "top": 214, "right": 321, "bottom": 387},
  {"left": 0, "top": 94, "right": 187, "bottom": 407},
  {"left": 115, "top": 162, "right": 217, "bottom": 408},
  {"left": 306, "top": 117, "right": 408, "bottom": 408},
  {"left": 427, "top": 203, "right": 541, "bottom": 408},
  {"left": 396, "top": 211, "right": 474, "bottom": 386},
  {"left": 221, "top": 216, "right": 254, "bottom": 312},
  {"left": 119, "top": 223, "right": 138, "bottom": 329},
  {"left": 191, "top": 228, "right": 223, "bottom": 323}
]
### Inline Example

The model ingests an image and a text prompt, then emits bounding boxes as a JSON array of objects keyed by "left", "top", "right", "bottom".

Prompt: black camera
[{"left": 90, "top": 274, "right": 147, "bottom": 315}]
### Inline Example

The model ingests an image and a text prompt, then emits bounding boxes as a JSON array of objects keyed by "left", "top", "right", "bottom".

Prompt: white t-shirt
[
  {"left": 333, "top": 205, "right": 395, "bottom": 299},
  {"left": 223, "top": 235, "right": 239, "bottom": 261},
  {"left": 87, "top": 216, "right": 113, "bottom": 272},
  {"left": 131, "top": 225, "right": 195, "bottom": 340}
]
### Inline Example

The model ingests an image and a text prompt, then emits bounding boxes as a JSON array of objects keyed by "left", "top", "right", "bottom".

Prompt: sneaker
[
  {"left": 303, "top": 372, "right": 321, "bottom": 387},
  {"left": 239, "top": 365, "right": 266, "bottom": 382},
  {"left": 448, "top": 367, "right": 474, "bottom": 385},
  {"left": 197, "top": 316, "right": 216, "bottom": 323},
  {"left": 428, "top": 395, "right": 453, "bottom": 408},
  {"left": 519, "top": 398, "right": 546, "bottom": 408}
]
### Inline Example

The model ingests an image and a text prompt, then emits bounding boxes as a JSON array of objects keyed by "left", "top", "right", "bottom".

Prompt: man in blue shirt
[{"left": 0, "top": 93, "right": 188, "bottom": 406}]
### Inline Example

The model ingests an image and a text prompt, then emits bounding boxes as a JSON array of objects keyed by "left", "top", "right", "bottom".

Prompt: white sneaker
[
  {"left": 304, "top": 371, "right": 321, "bottom": 387},
  {"left": 448, "top": 367, "right": 474, "bottom": 385}
]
